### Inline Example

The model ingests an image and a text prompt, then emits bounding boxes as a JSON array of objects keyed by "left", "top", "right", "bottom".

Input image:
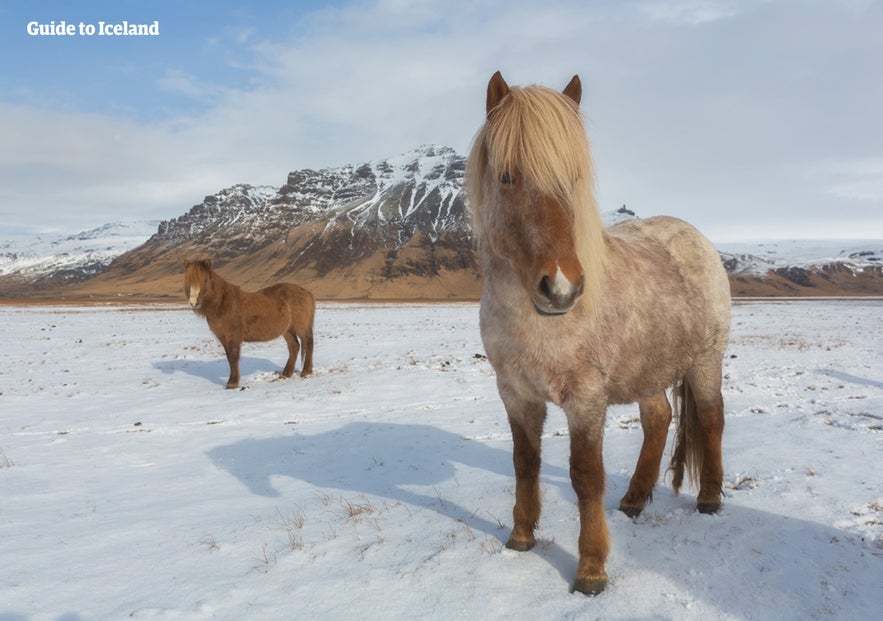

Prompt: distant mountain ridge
[
  {"left": 1, "top": 145, "right": 881, "bottom": 299},
  {"left": 62, "top": 145, "right": 479, "bottom": 299},
  {"left": 0, "top": 221, "right": 160, "bottom": 291},
  {"left": 718, "top": 241, "right": 883, "bottom": 296}
]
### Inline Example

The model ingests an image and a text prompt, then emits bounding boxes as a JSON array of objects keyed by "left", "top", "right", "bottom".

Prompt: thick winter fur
[
  {"left": 465, "top": 71, "right": 731, "bottom": 595},
  {"left": 183, "top": 260, "right": 315, "bottom": 389}
]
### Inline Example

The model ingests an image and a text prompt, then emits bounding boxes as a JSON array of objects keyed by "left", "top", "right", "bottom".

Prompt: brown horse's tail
[{"left": 668, "top": 379, "right": 702, "bottom": 495}]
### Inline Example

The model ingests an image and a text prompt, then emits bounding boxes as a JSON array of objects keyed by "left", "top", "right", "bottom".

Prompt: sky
[{"left": 0, "top": 0, "right": 881, "bottom": 242}]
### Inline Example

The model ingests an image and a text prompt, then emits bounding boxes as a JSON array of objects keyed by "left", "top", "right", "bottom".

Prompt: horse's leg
[
  {"left": 568, "top": 415, "right": 610, "bottom": 595},
  {"left": 281, "top": 330, "right": 300, "bottom": 378},
  {"left": 686, "top": 363, "right": 725, "bottom": 514},
  {"left": 500, "top": 387, "right": 547, "bottom": 552},
  {"left": 300, "top": 326, "right": 313, "bottom": 377},
  {"left": 619, "top": 391, "right": 672, "bottom": 517},
  {"left": 223, "top": 340, "right": 241, "bottom": 389}
]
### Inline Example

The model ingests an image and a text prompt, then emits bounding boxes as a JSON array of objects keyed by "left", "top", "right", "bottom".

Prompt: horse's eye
[{"left": 500, "top": 171, "right": 514, "bottom": 185}]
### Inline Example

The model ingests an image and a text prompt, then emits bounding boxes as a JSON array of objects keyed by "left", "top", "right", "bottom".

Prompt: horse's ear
[
  {"left": 203, "top": 259, "right": 212, "bottom": 270},
  {"left": 562, "top": 74, "right": 582, "bottom": 105},
  {"left": 486, "top": 71, "right": 510, "bottom": 117}
]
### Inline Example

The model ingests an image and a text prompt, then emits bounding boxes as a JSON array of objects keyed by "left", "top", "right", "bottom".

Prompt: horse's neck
[{"left": 205, "top": 272, "right": 239, "bottom": 309}]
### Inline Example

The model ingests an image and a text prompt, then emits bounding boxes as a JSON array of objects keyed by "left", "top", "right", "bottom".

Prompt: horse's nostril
[{"left": 538, "top": 275, "right": 553, "bottom": 301}]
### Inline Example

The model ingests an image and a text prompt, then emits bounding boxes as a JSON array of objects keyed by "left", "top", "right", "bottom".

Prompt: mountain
[
  {"left": 0, "top": 221, "right": 159, "bottom": 295},
  {"left": 0, "top": 145, "right": 881, "bottom": 300},
  {"left": 718, "top": 241, "right": 883, "bottom": 297},
  {"left": 64, "top": 145, "right": 480, "bottom": 300}
]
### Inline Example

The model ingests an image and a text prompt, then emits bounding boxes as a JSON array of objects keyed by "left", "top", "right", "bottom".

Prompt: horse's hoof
[
  {"left": 505, "top": 535, "right": 535, "bottom": 552},
  {"left": 697, "top": 501, "right": 722, "bottom": 514},
  {"left": 618, "top": 489, "right": 651, "bottom": 518},
  {"left": 225, "top": 384, "right": 238, "bottom": 390},
  {"left": 573, "top": 572, "right": 608, "bottom": 596},
  {"left": 618, "top": 503, "right": 644, "bottom": 519}
]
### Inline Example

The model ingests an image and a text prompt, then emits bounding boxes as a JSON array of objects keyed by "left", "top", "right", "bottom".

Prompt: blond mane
[{"left": 465, "top": 84, "right": 607, "bottom": 307}]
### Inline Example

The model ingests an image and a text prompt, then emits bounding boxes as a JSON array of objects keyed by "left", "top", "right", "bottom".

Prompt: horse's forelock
[
  {"left": 184, "top": 260, "right": 211, "bottom": 288},
  {"left": 486, "top": 86, "right": 589, "bottom": 202}
]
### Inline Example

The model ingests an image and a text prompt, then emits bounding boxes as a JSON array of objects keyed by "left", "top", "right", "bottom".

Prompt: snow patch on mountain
[
  {"left": 0, "top": 221, "right": 160, "bottom": 278},
  {"left": 717, "top": 240, "right": 883, "bottom": 277}
]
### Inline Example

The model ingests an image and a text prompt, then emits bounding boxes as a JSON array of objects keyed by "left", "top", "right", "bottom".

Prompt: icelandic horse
[
  {"left": 465, "top": 71, "right": 731, "bottom": 594},
  {"left": 184, "top": 260, "right": 315, "bottom": 389}
]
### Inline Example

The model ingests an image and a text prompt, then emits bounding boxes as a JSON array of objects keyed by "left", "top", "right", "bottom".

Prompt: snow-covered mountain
[
  {"left": 719, "top": 240, "right": 883, "bottom": 277},
  {"left": 1, "top": 145, "right": 881, "bottom": 299},
  {"left": 0, "top": 221, "right": 159, "bottom": 291},
  {"left": 718, "top": 240, "right": 883, "bottom": 296},
  {"left": 153, "top": 145, "right": 467, "bottom": 249},
  {"left": 85, "top": 145, "right": 476, "bottom": 299}
]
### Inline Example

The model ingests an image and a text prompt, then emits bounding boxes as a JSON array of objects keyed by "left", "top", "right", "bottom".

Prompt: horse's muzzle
[
  {"left": 187, "top": 287, "right": 201, "bottom": 310},
  {"left": 533, "top": 272, "right": 584, "bottom": 315}
]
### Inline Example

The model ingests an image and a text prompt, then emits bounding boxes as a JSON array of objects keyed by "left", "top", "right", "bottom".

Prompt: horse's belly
[
  {"left": 243, "top": 315, "right": 287, "bottom": 342},
  {"left": 481, "top": 306, "right": 698, "bottom": 408}
]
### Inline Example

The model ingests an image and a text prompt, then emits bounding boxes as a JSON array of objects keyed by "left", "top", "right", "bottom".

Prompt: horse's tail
[{"left": 668, "top": 379, "right": 702, "bottom": 495}]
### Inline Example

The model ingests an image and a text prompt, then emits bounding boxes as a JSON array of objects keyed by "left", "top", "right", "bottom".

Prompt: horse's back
[
  {"left": 609, "top": 215, "right": 730, "bottom": 350},
  {"left": 261, "top": 282, "right": 315, "bottom": 327}
]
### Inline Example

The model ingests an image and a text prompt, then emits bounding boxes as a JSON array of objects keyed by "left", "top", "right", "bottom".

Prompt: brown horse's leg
[
  {"left": 281, "top": 331, "right": 300, "bottom": 379},
  {"left": 569, "top": 423, "right": 609, "bottom": 595},
  {"left": 694, "top": 389, "right": 724, "bottom": 514},
  {"left": 300, "top": 327, "right": 313, "bottom": 377},
  {"left": 223, "top": 341, "right": 241, "bottom": 389},
  {"left": 501, "top": 393, "right": 546, "bottom": 552},
  {"left": 683, "top": 364, "right": 725, "bottom": 514},
  {"left": 619, "top": 391, "right": 672, "bottom": 517}
]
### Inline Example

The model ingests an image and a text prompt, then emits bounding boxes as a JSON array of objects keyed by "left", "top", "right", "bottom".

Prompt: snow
[
  {"left": 0, "top": 221, "right": 160, "bottom": 277},
  {"left": 716, "top": 239, "right": 883, "bottom": 277},
  {"left": 1, "top": 300, "right": 881, "bottom": 620},
  {"left": 337, "top": 146, "right": 463, "bottom": 235}
]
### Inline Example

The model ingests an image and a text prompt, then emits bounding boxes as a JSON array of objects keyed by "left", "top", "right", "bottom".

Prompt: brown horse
[
  {"left": 183, "top": 260, "right": 315, "bottom": 389},
  {"left": 465, "top": 72, "right": 731, "bottom": 595}
]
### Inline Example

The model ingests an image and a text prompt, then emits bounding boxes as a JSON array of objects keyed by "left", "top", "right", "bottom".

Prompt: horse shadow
[
  {"left": 153, "top": 356, "right": 282, "bottom": 387},
  {"left": 207, "top": 421, "right": 580, "bottom": 581},
  {"left": 206, "top": 421, "right": 883, "bottom": 613}
]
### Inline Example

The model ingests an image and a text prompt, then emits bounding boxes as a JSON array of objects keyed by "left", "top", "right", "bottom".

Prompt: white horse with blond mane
[{"left": 465, "top": 71, "right": 731, "bottom": 595}]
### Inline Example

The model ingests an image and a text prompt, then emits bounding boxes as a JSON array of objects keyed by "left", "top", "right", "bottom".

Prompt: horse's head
[
  {"left": 466, "top": 71, "right": 606, "bottom": 316},
  {"left": 183, "top": 259, "right": 212, "bottom": 310}
]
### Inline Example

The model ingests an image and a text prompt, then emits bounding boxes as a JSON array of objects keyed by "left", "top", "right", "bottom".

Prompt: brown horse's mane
[{"left": 466, "top": 84, "right": 608, "bottom": 309}]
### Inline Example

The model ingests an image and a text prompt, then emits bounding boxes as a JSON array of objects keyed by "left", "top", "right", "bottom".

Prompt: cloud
[
  {"left": 639, "top": 0, "right": 741, "bottom": 25},
  {"left": 811, "top": 158, "right": 883, "bottom": 202},
  {"left": 157, "top": 69, "right": 224, "bottom": 101},
  {"left": 0, "top": 103, "right": 231, "bottom": 233},
  {"left": 2, "top": 0, "right": 881, "bottom": 241}
]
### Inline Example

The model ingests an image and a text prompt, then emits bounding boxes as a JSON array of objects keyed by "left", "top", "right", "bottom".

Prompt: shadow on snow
[
  {"left": 206, "top": 422, "right": 881, "bottom": 615},
  {"left": 153, "top": 357, "right": 285, "bottom": 387},
  {"left": 207, "top": 421, "right": 580, "bottom": 583}
]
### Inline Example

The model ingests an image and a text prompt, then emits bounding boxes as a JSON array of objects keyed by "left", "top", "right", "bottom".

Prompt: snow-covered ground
[{"left": 1, "top": 301, "right": 880, "bottom": 620}]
